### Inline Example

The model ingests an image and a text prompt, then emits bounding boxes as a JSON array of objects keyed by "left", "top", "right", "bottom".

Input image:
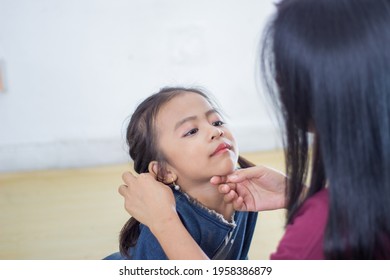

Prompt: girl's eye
[
  {"left": 212, "top": 120, "right": 225, "bottom": 126},
  {"left": 184, "top": 128, "right": 198, "bottom": 137}
]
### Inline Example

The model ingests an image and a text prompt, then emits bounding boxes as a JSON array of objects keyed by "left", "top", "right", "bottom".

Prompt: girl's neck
[{"left": 177, "top": 180, "right": 234, "bottom": 222}]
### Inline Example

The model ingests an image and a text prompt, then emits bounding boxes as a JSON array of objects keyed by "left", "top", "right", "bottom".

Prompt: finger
[
  {"left": 218, "top": 184, "right": 230, "bottom": 194},
  {"left": 217, "top": 183, "right": 237, "bottom": 194},
  {"left": 233, "top": 196, "right": 246, "bottom": 211},
  {"left": 118, "top": 184, "right": 129, "bottom": 197},
  {"left": 223, "top": 189, "right": 239, "bottom": 204},
  {"left": 122, "top": 171, "right": 137, "bottom": 184},
  {"left": 210, "top": 175, "right": 227, "bottom": 185},
  {"left": 226, "top": 166, "right": 267, "bottom": 182}
]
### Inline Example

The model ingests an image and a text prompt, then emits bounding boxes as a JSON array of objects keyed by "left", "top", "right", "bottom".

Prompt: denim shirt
[{"left": 105, "top": 189, "right": 258, "bottom": 260}]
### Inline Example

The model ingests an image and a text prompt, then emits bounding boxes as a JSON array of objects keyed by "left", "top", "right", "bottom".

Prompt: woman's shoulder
[
  {"left": 301, "top": 188, "right": 329, "bottom": 212},
  {"left": 271, "top": 188, "right": 329, "bottom": 260}
]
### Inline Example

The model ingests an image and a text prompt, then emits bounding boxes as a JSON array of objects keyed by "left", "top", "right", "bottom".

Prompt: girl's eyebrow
[{"left": 174, "top": 109, "right": 219, "bottom": 131}]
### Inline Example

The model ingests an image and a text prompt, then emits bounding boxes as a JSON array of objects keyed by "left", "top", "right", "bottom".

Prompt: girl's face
[{"left": 155, "top": 92, "right": 238, "bottom": 186}]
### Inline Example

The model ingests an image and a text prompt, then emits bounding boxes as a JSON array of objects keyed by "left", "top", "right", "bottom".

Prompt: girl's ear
[
  {"left": 148, "top": 161, "right": 178, "bottom": 184},
  {"left": 148, "top": 161, "right": 159, "bottom": 178}
]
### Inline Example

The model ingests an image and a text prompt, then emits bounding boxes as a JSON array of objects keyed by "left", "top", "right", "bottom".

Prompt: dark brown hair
[{"left": 261, "top": 0, "right": 390, "bottom": 259}]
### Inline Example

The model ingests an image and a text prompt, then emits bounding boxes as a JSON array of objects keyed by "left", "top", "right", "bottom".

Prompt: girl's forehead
[
  {"left": 155, "top": 93, "right": 218, "bottom": 128},
  {"left": 161, "top": 92, "right": 214, "bottom": 114}
]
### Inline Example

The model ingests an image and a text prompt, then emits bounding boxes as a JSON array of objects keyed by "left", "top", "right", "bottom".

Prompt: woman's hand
[
  {"left": 118, "top": 171, "right": 209, "bottom": 260},
  {"left": 210, "top": 165, "right": 287, "bottom": 212},
  {"left": 118, "top": 172, "right": 177, "bottom": 232}
]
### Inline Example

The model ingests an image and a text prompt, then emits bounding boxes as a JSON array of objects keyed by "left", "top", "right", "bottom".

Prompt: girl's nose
[{"left": 211, "top": 128, "right": 224, "bottom": 140}]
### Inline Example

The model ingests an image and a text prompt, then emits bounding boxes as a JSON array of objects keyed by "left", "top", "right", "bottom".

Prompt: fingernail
[{"left": 228, "top": 174, "right": 238, "bottom": 180}]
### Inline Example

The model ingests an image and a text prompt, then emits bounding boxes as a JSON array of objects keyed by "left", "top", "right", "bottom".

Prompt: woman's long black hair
[
  {"left": 119, "top": 87, "right": 254, "bottom": 258},
  {"left": 261, "top": 0, "right": 390, "bottom": 259}
]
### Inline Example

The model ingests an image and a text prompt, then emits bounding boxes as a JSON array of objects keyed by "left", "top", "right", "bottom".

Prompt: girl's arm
[{"left": 119, "top": 172, "right": 209, "bottom": 260}]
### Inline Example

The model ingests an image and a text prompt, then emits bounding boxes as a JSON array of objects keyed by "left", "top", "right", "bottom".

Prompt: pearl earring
[{"left": 172, "top": 179, "right": 180, "bottom": 191}]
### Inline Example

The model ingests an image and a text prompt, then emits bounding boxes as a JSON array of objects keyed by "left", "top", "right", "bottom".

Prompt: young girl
[{"left": 105, "top": 87, "right": 257, "bottom": 260}]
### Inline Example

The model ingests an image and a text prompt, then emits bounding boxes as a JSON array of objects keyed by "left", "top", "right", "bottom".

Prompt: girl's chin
[{"left": 214, "top": 163, "right": 236, "bottom": 176}]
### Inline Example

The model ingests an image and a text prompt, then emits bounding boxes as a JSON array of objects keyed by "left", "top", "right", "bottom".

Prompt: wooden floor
[{"left": 0, "top": 149, "right": 286, "bottom": 260}]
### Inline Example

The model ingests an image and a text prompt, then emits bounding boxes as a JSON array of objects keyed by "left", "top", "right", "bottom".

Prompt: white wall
[{"left": 0, "top": 0, "right": 281, "bottom": 172}]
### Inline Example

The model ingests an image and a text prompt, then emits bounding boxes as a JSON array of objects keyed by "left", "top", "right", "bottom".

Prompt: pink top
[{"left": 270, "top": 188, "right": 329, "bottom": 260}]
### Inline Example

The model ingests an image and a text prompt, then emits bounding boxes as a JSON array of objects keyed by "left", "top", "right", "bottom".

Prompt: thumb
[{"left": 226, "top": 166, "right": 267, "bottom": 182}]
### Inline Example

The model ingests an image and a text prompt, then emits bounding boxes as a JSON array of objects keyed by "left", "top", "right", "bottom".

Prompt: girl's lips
[{"left": 211, "top": 143, "right": 231, "bottom": 156}]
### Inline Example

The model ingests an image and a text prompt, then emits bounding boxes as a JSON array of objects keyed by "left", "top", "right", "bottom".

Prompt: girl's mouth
[{"left": 211, "top": 143, "right": 231, "bottom": 157}]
